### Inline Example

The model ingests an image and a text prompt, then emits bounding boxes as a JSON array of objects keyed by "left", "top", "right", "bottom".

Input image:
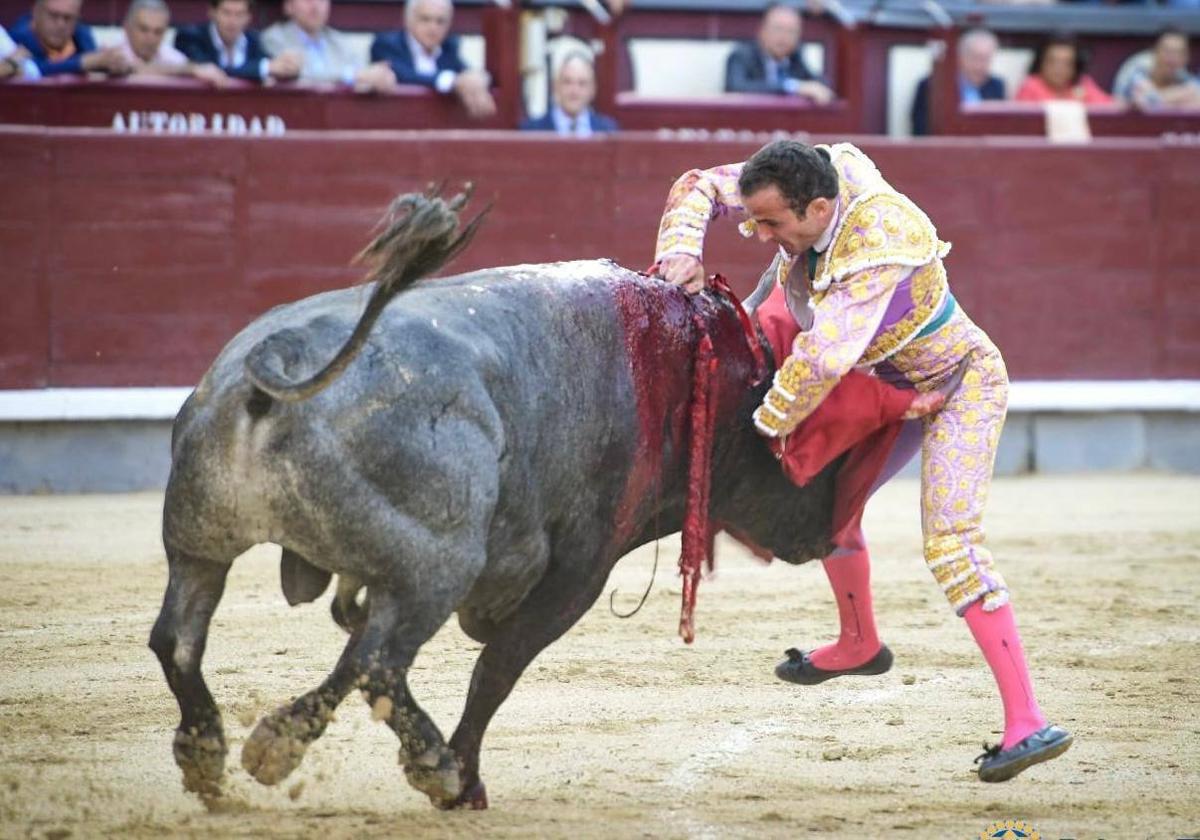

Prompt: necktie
[{"left": 806, "top": 247, "right": 820, "bottom": 282}]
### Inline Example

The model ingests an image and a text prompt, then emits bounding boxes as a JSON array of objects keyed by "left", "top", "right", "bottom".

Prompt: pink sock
[
  {"left": 808, "top": 547, "right": 883, "bottom": 670},
  {"left": 963, "top": 601, "right": 1047, "bottom": 749}
]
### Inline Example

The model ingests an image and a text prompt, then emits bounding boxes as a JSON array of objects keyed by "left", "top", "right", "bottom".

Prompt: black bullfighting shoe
[
  {"left": 774, "top": 644, "right": 894, "bottom": 685},
  {"left": 974, "top": 724, "right": 1074, "bottom": 782}
]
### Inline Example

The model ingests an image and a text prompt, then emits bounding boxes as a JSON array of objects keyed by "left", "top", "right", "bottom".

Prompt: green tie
[{"left": 806, "top": 247, "right": 820, "bottom": 282}]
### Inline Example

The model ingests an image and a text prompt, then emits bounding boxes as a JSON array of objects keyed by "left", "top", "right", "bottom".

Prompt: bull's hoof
[
  {"left": 403, "top": 747, "right": 463, "bottom": 804},
  {"left": 173, "top": 728, "right": 227, "bottom": 798},
  {"left": 242, "top": 712, "right": 311, "bottom": 786},
  {"left": 434, "top": 781, "right": 488, "bottom": 811}
]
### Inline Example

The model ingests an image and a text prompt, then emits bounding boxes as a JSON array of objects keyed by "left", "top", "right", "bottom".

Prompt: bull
[{"left": 149, "top": 188, "right": 840, "bottom": 810}]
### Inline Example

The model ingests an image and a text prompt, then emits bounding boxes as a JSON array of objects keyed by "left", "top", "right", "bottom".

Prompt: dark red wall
[{"left": 1, "top": 127, "right": 1197, "bottom": 388}]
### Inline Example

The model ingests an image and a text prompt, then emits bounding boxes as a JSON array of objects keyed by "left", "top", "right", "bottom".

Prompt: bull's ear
[{"left": 280, "top": 548, "right": 333, "bottom": 606}]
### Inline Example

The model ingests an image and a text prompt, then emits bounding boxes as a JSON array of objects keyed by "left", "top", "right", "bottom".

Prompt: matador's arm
[
  {"left": 753, "top": 263, "right": 909, "bottom": 437},
  {"left": 654, "top": 163, "right": 747, "bottom": 263}
]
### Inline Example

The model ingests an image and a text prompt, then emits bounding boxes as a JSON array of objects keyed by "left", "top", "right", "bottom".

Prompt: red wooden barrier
[
  {"left": 1, "top": 127, "right": 1197, "bottom": 389},
  {"left": 0, "top": 76, "right": 510, "bottom": 129}
]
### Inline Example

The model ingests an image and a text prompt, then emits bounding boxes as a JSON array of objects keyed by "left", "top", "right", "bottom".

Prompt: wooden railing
[{"left": 3, "top": 126, "right": 1198, "bottom": 388}]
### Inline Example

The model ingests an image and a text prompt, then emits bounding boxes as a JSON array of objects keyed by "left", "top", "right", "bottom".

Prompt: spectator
[
  {"left": 519, "top": 51, "right": 617, "bottom": 136},
  {"left": 911, "top": 28, "right": 1005, "bottom": 136},
  {"left": 1, "top": 24, "right": 40, "bottom": 78},
  {"left": 9, "top": 0, "right": 131, "bottom": 76},
  {"left": 370, "top": 0, "right": 496, "bottom": 118},
  {"left": 115, "top": 0, "right": 223, "bottom": 83},
  {"left": 724, "top": 3, "right": 833, "bottom": 104},
  {"left": 1015, "top": 33, "right": 1113, "bottom": 105},
  {"left": 262, "top": 0, "right": 396, "bottom": 92},
  {"left": 1116, "top": 28, "right": 1200, "bottom": 111},
  {"left": 174, "top": 0, "right": 300, "bottom": 84}
]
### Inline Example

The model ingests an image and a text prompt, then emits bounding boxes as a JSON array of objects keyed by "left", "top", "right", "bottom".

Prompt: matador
[{"left": 654, "top": 140, "right": 1072, "bottom": 782}]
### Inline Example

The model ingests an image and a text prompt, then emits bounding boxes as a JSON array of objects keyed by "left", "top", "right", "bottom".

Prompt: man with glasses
[{"left": 9, "top": 0, "right": 131, "bottom": 76}]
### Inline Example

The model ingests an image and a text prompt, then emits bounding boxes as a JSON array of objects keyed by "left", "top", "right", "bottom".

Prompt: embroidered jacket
[{"left": 654, "top": 143, "right": 952, "bottom": 438}]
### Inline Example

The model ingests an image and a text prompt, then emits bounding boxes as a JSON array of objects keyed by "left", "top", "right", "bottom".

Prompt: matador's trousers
[{"left": 881, "top": 307, "right": 1011, "bottom": 614}]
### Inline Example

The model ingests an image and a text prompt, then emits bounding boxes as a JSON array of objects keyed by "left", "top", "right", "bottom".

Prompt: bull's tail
[{"left": 244, "top": 185, "right": 487, "bottom": 403}]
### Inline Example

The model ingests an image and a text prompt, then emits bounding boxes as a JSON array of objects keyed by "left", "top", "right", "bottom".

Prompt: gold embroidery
[
  {"left": 752, "top": 404, "right": 788, "bottom": 436},
  {"left": 822, "top": 192, "right": 941, "bottom": 287},
  {"left": 859, "top": 261, "right": 949, "bottom": 365}
]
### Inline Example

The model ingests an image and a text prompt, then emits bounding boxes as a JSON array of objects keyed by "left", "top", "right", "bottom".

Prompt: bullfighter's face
[{"left": 743, "top": 185, "right": 833, "bottom": 257}]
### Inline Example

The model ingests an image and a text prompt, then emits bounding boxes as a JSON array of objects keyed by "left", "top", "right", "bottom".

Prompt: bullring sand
[{"left": 1, "top": 475, "right": 1198, "bottom": 838}]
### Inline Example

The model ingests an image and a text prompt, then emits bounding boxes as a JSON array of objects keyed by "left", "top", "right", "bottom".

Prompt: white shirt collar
[
  {"left": 551, "top": 105, "right": 591, "bottom": 137},
  {"left": 295, "top": 23, "right": 329, "bottom": 49},
  {"left": 406, "top": 31, "right": 441, "bottom": 76},
  {"left": 208, "top": 22, "right": 247, "bottom": 67}
]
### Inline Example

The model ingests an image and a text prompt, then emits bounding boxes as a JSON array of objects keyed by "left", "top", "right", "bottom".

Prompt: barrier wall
[{"left": 2, "top": 126, "right": 1198, "bottom": 390}]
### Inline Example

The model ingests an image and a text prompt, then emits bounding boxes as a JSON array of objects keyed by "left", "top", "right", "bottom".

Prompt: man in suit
[
  {"left": 9, "top": 0, "right": 130, "bottom": 76},
  {"left": 370, "top": 0, "right": 495, "bottom": 118},
  {"left": 174, "top": 0, "right": 300, "bottom": 84},
  {"left": 519, "top": 51, "right": 617, "bottom": 136},
  {"left": 262, "top": 0, "right": 395, "bottom": 91},
  {"left": 724, "top": 3, "right": 833, "bottom": 104},
  {"left": 911, "top": 28, "right": 1005, "bottom": 136}
]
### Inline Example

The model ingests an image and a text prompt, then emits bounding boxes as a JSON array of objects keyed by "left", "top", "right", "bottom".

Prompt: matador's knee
[{"left": 923, "top": 533, "right": 1010, "bottom": 615}]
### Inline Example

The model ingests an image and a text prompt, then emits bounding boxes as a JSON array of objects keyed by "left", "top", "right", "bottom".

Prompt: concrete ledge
[
  {"left": 1006, "top": 380, "right": 1200, "bottom": 413},
  {"left": 1, "top": 383, "right": 1198, "bottom": 492},
  {"left": 1034, "top": 413, "right": 1147, "bottom": 473},
  {"left": 0, "top": 420, "right": 173, "bottom": 493},
  {"left": 3, "top": 381, "right": 1199, "bottom": 423},
  {"left": 0, "top": 387, "right": 193, "bottom": 421}
]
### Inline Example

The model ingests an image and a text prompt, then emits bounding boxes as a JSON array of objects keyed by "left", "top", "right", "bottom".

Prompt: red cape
[{"left": 755, "top": 284, "right": 914, "bottom": 550}]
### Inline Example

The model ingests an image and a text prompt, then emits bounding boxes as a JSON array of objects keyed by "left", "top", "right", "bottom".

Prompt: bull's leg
[
  {"left": 241, "top": 623, "right": 364, "bottom": 786},
  {"left": 148, "top": 550, "right": 232, "bottom": 798},
  {"left": 446, "top": 551, "right": 616, "bottom": 810},
  {"left": 355, "top": 585, "right": 468, "bottom": 807}
]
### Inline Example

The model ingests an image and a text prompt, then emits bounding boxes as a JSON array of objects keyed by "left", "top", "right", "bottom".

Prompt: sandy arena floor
[{"left": 1, "top": 475, "right": 1198, "bottom": 839}]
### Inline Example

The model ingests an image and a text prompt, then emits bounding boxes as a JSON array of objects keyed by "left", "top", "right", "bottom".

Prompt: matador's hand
[
  {"left": 657, "top": 254, "right": 706, "bottom": 294},
  {"left": 902, "top": 353, "right": 972, "bottom": 420}
]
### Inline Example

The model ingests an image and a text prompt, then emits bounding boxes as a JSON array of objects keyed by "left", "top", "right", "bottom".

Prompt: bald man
[
  {"left": 519, "top": 52, "right": 618, "bottom": 135},
  {"left": 911, "top": 28, "right": 1005, "bottom": 136},
  {"left": 370, "top": 0, "right": 495, "bottom": 118}
]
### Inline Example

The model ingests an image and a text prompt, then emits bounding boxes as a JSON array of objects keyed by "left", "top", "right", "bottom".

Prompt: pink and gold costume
[{"left": 656, "top": 143, "right": 1010, "bottom": 615}]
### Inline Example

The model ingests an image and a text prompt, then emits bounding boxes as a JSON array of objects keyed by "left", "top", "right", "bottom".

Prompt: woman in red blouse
[{"left": 1015, "top": 33, "right": 1114, "bottom": 105}]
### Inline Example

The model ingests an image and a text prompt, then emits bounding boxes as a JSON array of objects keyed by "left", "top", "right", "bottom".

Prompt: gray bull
[{"left": 150, "top": 189, "right": 836, "bottom": 809}]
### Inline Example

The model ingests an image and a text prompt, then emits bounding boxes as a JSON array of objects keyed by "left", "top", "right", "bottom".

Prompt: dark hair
[
  {"left": 1029, "top": 32, "right": 1087, "bottom": 86},
  {"left": 737, "top": 140, "right": 838, "bottom": 218},
  {"left": 209, "top": 0, "right": 252, "bottom": 9}
]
